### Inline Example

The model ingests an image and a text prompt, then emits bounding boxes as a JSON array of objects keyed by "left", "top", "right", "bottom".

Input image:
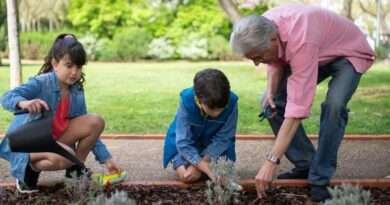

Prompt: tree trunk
[
  {"left": 218, "top": 0, "right": 242, "bottom": 23},
  {"left": 341, "top": 0, "right": 354, "bottom": 20},
  {"left": 6, "top": 0, "right": 22, "bottom": 88}
]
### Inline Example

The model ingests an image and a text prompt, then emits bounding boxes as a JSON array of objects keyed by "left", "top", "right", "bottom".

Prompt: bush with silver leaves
[
  {"left": 205, "top": 158, "right": 242, "bottom": 205},
  {"left": 323, "top": 184, "right": 371, "bottom": 205}
]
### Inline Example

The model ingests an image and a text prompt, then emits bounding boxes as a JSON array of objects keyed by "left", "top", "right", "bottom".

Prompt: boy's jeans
[{"left": 260, "top": 58, "right": 362, "bottom": 186}]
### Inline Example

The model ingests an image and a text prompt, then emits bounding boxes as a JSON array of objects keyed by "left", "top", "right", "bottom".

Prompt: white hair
[{"left": 230, "top": 15, "right": 277, "bottom": 56}]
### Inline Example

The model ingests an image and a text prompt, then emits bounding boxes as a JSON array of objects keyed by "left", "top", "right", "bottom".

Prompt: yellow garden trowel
[{"left": 92, "top": 171, "right": 128, "bottom": 186}]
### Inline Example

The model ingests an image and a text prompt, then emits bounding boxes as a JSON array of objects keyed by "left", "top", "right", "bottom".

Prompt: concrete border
[{"left": 1, "top": 179, "right": 390, "bottom": 190}]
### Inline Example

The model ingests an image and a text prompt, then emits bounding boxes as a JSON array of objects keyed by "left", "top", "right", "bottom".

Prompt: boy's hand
[
  {"left": 104, "top": 158, "right": 121, "bottom": 174},
  {"left": 196, "top": 156, "right": 215, "bottom": 181},
  {"left": 18, "top": 99, "right": 49, "bottom": 113},
  {"left": 183, "top": 166, "right": 201, "bottom": 182}
]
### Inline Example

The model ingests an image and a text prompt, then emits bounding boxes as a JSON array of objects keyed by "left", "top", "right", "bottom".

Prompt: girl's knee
[
  {"left": 48, "top": 155, "right": 72, "bottom": 170},
  {"left": 87, "top": 114, "right": 105, "bottom": 131}
]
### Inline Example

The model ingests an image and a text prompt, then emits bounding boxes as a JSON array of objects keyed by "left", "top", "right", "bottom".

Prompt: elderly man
[{"left": 230, "top": 4, "right": 375, "bottom": 202}]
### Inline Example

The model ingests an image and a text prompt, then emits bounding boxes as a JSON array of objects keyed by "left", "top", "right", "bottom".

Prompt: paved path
[{"left": 0, "top": 138, "right": 389, "bottom": 184}]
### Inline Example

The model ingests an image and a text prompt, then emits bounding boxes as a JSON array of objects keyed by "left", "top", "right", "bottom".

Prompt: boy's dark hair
[
  {"left": 38, "top": 33, "right": 87, "bottom": 89},
  {"left": 194, "top": 68, "right": 230, "bottom": 109}
]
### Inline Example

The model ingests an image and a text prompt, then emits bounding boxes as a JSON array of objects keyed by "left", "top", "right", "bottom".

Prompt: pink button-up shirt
[{"left": 263, "top": 4, "right": 375, "bottom": 118}]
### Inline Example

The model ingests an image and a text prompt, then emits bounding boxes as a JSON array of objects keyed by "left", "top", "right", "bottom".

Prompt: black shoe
[
  {"left": 18, "top": 163, "right": 41, "bottom": 193},
  {"left": 16, "top": 164, "right": 40, "bottom": 194},
  {"left": 277, "top": 168, "right": 309, "bottom": 179},
  {"left": 310, "top": 184, "right": 331, "bottom": 202},
  {"left": 65, "top": 165, "right": 92, "bottom": 179},
  {"left": 16, "top": 179, "right": 38, "bottom": 194}
]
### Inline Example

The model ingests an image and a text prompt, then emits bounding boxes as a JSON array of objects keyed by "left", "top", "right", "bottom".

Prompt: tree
[
  {"left": 18, "top": 0, "right": 69, "bottom": 32},
  {"left": 0, "top": 0, "right": 7, "bottom": 66},
  {"left": 359, "top": 0, "right": 390, "bottom": 34},
  {"left": 6, "top": 0, "right": 22, "bottom": 88},
  {"left": 341, "top": 0, "right": 354, "bottom": 20},
  {"left": 68, "top": 0, "right": 132, "bottom": 38},
  {"left": 217, "top": 0, "right": 269, "bottom": 23},
  {"left": 218, "top": 0, "right": 242, "bottom": 23}
]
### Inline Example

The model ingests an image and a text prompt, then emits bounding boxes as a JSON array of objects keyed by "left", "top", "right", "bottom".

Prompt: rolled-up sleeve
[
  {"left": 202, "top": 103, "right": 238, "bottom": 160},
  {"left": 175, "top": 100, "right": 202, "bottom": 165},
  {"left": 1, "top": 77, "right": 41, "bottom": 112},
  {"left": 92, "top": 139, "right": 112, "bottom": 163},
  {"left": 285, "top": 43, "right": 319, "bottom": 119}
]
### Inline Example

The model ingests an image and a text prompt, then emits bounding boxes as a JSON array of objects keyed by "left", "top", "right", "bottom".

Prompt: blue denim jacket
[
  {"left": 163, "top": 87, "right": 238, "bottom": 168},
  {"left": 0, "top": 71, "right": 111, "bottom": 182}
]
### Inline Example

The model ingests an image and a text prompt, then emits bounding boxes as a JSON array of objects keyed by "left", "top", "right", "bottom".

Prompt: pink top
[{"left": 263, "top": 4, "right": 375, "bottom": 119}]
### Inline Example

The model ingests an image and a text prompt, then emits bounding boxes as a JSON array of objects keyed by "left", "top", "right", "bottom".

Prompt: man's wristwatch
[{"left": 265, "top": 152, "right": 280, "bottom": 165}]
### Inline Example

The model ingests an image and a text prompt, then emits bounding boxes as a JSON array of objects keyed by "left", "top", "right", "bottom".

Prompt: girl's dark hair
[
  {"left": 194, "top": 68, "right": 230, "bottom": 109},
  {"left": 38, "top": 33, "right": 87, "bottom": 89}
]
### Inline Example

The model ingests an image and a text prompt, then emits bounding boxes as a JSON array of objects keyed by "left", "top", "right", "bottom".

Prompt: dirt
[{"left": 0, "top": 184, "right": 389, "bottom": 205}]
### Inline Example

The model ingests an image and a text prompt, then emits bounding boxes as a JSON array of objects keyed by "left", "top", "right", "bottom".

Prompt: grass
[{"left": 0, "top": 61, "right": 389, "bottom": 134}]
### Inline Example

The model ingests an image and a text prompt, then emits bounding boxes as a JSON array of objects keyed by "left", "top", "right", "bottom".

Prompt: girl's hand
[
  {"left": 17, "top": 99, "right": 49, "bottom": 113},
  {"left": 104, "top": 159, "right": 121, "bottom": 174}
]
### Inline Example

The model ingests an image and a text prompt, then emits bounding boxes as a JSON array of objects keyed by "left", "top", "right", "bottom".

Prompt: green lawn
[{"left": 1, "top": 61, "right": 389, "bottom": 134}]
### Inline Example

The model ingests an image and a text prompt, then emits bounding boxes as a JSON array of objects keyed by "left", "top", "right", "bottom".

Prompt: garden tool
[
  {"left": 6, "top": 110, "right": 85, "bottom": 169},
  {"left": 92, "top": 171, "right": 128, "bottom": 186}
]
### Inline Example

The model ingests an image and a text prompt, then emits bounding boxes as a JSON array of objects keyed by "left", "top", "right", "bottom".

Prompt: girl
[{"left": 0, "top": 33, "right": 122, "bottom": 193}]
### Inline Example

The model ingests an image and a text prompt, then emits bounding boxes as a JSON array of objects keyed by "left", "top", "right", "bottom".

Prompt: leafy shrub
[
  {"left": 89, "top": 190, "right": 136, "bottom": 205},
  {"left": 147, "top": 37, "right": 175, "bottom": 60},
  {"left": 205, "top": 158, "right": 242, "bottom": 205},
  {"left": 0, "top": 187, "right": 6, "bottom": 198},
  {"left": 93, "top": 28, "right": 152, "bottom": 61},
  {"left": 375, "top": 45, "right": 390, "bottom": 60},
  {"left": 208, "top": 35, "right": 239, "bottom": 61},
  {"left": 95, "top": 38, "right": 119, "bottom": 61},
  {"left": 79, "top": 34, "right": 102, "bottom": 61},
  {"left": 0, "top": 26, "right": 6, "bottom": 52},
  {"left": 64, "top": 171, "right": 103, "bottom": 204},
  {"left": 177, "top": 34, "right": 208, "bottom": 60},
  {"left": 19, "top": 32, "right": 58, "bottom": 60},
  {"left": 323, "top": 184, "right": 371, "bottom": 205},
  {"left": 112, "top": 28, "right": 153, "bottom": 61}
]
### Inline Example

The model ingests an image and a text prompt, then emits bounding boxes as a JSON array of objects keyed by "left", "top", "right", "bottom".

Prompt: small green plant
[
  {"left": 0, "top": 187, "right": 6, "bottom": 198},
  {"left": 64, "top": 170, "right": 103, "bottom": 205},
  {"left": 88, "top": 190, "right": 137, "bottom": 205},
  {"left": 323, "top": 184, "right": 371, "bottom": 205},
  {"left": 205, "top": 158, "right": 242, "bottom": 205}
]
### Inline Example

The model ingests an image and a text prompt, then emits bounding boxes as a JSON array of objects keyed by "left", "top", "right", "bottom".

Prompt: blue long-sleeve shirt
[{"left": 163, "top": 87, "right": 238, "bottom": 168}]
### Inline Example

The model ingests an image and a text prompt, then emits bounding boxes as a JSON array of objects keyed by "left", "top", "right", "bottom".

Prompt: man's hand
[
  {"left": 18, "top": 99, "right": 49, "bottom": 113},
  {"left": 263, "top": 92, "right": 276, "bottom": 109},
  {"left": 262, "top": 92, "right": 277, "bottom": 119},
  {"left": 255, "top": 160, "right": 278, "bottom": 198}
]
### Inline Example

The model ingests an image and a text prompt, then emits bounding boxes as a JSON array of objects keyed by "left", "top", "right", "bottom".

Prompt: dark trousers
[{"left": 261, "top": 58, "right": 362, "bottom": 185}]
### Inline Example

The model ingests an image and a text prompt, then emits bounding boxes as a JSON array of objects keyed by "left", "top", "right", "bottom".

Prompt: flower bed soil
[{"left": 0, "top": 183, "right": 389, "bottom": 205}]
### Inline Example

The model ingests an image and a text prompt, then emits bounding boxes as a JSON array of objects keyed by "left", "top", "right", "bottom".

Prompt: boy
[{"left": 163, "top": 68, "right": 239, "bottom": 183}]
